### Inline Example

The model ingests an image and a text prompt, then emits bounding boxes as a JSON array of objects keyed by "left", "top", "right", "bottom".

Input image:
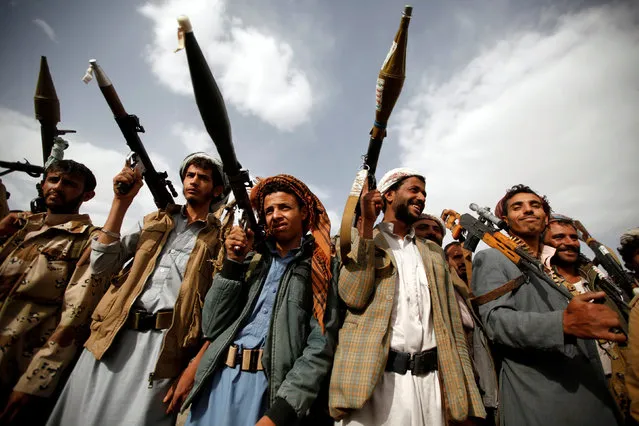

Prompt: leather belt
[
  {"left": 385, "top": 348, "right": 438, "bottom": 376},
  {"left": 126, "top": 309, "right": 173, "bottom": 331},
  {"left": 225, "top": 344, "right": 264, "bottom": 372}
]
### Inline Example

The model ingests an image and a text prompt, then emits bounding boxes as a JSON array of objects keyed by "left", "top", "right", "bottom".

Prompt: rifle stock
[{"left": 84, "top": 60, "right": 177, "bottom": 210}]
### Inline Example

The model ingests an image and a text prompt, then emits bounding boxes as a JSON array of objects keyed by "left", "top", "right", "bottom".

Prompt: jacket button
[{"left": 386, "top": 295, "right": 392, "bottom": 301}]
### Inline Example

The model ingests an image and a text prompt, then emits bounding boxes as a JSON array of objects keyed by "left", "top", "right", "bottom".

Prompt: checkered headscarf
[{"left": 250, "top": 174, "right": 332, "bottom": 333}]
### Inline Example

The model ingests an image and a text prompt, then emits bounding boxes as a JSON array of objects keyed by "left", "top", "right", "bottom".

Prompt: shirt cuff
[
  {"left": 220, "top": 258, "right": 247, "bottom": 280},
  {"left": 91, "top": 237, "right": 121, "bottom": 253},
  {"left": 265, "top": 397, "right": 297, "bottom": 426}
]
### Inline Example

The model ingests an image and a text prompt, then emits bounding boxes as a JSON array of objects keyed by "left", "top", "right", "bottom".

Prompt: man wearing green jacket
[{"left": 172, "top": 174, "right": 339, "bottom": 426}]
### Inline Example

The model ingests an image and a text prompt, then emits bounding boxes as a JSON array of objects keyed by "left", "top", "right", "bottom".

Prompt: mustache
[
  {"left": 557, "top": 246, "right": 579, "bottom": 253},
  {"left": 409, "top": 200, "right": 424, "bottom": 210}
]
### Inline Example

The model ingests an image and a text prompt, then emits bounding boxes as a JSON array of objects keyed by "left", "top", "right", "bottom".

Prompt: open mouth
[{"left": 410, "top": 204, "right": 422, "bottom": 215}]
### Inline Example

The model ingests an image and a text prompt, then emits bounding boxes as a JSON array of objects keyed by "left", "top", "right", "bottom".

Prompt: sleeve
[
  {"left": 90, "top": 221, "right": 141, "bottom": 276},
  {"left": 472, "top": 249, "right": 577, "bottom": 356},
  {"left": 627, "top": 298, "right": 639, "bottom": 422},
  {"left": 13, "top": 231, "right": 111, "bottom": 397},
  {"left": 337, "top": 229, "right": 378, "bottom": 310},
  {"left": 265, "top": 258, "right": 341, "bottom": 425},
  {"left": 200, "top": 257, "right": 249, "bottom": 340}
]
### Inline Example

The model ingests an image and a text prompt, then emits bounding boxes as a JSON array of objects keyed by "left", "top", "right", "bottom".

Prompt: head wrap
[
  {"left": 620, "top": 228, "right": 639, "bottom": 248},
  {"left": 250, "top": 174, "right": 332, "bottom": 333},
  {"left": 179, "top": 152, "right": 231, "bottom": 212},
  {"left": 377, "top": 167, "right": 425, "bottom": 194},
  {"left": 418, "top": 212, "right": 446, "bottom": 237}
]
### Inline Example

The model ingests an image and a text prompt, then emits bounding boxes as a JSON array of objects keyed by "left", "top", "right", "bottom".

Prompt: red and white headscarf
[{"left": 378, "top": 167, "right": 425, "bottom": 194}]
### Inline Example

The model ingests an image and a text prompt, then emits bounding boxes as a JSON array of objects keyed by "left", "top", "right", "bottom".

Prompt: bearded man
[
  {"left": 0, "top": 160, "right": 100, "bottom": 425},
  {"left": 330, "top": 168, "right": 484, "bottom": 426}
]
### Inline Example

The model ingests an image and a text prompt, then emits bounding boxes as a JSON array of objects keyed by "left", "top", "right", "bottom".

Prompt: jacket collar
[{"left": 164, "top": 204, "right": 221, "bottom": 228}]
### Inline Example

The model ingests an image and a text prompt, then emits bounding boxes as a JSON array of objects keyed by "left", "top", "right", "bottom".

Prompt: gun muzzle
[{"left": 469, "top": 203, "right": 507, "bottom": 230}]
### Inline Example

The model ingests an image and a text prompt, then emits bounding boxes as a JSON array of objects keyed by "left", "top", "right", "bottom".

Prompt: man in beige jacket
[{"left": 47, "top": 153, "right": 230, "bottom": 426}]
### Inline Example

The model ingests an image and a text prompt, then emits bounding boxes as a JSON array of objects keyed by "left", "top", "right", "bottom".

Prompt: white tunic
[{"left": 341, "top": 222, "right": 444, "bottom": 426}]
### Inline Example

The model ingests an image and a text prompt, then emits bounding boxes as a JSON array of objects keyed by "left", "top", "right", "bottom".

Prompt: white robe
[{"left": 341, "top": 223, "right": 444, "bottom": 426}]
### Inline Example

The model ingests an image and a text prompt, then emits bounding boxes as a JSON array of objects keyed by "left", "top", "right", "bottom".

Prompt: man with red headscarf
[
  {"left": 174, "top": 174, "right": 339, "bottom": 426},
  {"left": 472, "top": 184, "right": 623, "bottom": 426}
]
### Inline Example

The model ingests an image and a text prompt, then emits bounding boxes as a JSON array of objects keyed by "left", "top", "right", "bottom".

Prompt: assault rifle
[
  {"left": 459, "top": 210, "right": 570, "bottom": 301},
  {"left": 83, "top": 60, "right": 178, "bottom": 209},
  {"left": 0, "top": 160, "right": 44, "bottom": 178},
  {"left": 573, "top": 220, "right": 636, "bottom": 300},
  {"left": 463, "top": 204, "right": 629, "bottom": 332},
  {"left": 177, "top": 16, "right": 265, "bottom": 247}
]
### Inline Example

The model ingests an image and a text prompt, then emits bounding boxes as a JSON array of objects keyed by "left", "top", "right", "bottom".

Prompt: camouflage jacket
[{"left": 0, "top": 212, "right": 105, "bottom": 397}]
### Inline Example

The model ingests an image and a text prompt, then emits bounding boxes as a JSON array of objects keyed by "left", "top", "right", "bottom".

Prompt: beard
[
  {"left": 395, "top": 202, "right": 420, "bottom": 225},
  {"left": 46, "top": 193, "right": 84, "bottom": 214}
]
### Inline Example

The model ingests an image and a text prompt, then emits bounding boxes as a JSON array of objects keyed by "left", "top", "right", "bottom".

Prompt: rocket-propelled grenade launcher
[
  {"left": 176, "top": 15, "right": 264, "bottom": 246},
  {"left": 339, "top": 5, "right": 412, "bottom": 261},
  {"left": 35, "top": 56, "right": 75, "bottom": 164},
  {"left": 0, "top": 57, "right": 72, "bottom": 211},
  {"left": 83, "top": 59, "right": 177, "bottom": 210}
]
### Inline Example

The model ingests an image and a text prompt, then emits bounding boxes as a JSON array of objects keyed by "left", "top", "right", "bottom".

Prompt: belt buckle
[
  {"left": 132, "top": 310, "right": 154, "bottom": 331},
  {"left": 407, "top": 352, "right": 415, "bottom": 374}
]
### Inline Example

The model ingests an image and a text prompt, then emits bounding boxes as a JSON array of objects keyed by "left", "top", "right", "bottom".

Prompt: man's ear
[
  {"left": 384, "top": 190, "right": 394, "bottom": 205},
  {"left": 301, "top": 205, "right": 309, "bottom": 222},
  {"left": 212, "top": 185, "right": 224, "bottom": 198},
  {"left": 82, "top": 191, "right": 95, "bottom": 202}
]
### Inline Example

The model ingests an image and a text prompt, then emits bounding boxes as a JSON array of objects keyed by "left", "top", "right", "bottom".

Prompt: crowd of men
[{"left": 0, "top": 156, "right": 638, "bottom": 426}]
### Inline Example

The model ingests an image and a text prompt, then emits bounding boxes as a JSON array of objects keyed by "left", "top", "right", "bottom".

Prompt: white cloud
[
  {"left": 32, "top": 18, "right": 57, "bottom": 43},
  {"left": 172, "top": 122, "right": 211, "bottom": 153},
  {"left": 139, "top": 0, "right": 313, "bottom": 132},
  {"left": 394, "top": 3, "right": 639, "bottom": 251},
  {"left": 0, "top": 107, "right": 172, "bottom": 231}
]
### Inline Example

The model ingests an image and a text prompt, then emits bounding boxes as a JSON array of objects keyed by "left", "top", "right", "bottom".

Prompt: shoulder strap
[
  {"left": 245, "top": 253, "right": 262, "bottom": 281},
  {"left": 471, "top": 275, "right": 526, "bottom": 308}
]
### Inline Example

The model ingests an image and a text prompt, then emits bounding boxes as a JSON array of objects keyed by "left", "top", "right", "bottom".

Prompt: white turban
[
  {"left": 620, "top": 228, "right": 639, "bottom": 247},
  {"left": 377, "top": 167, "right": 425, "bottom": 194},
  {"left": 179, "top": 152, "right": 230, "bottom": 212},
  {"left": 418, "top": 212, "right": 446, "bottom": 237}
]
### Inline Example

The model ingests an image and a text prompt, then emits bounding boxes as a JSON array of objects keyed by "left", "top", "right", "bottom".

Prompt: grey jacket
[
  {"left": 472, "top": 248, "right": 621, "bottom": 426},
  {"left": 184, "top": 236, "right": 340, "bottom": 425}
]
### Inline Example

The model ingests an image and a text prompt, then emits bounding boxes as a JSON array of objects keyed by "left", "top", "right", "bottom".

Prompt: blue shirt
[{"left": 187, "top": 241, "right": 300, "bottom": 426}]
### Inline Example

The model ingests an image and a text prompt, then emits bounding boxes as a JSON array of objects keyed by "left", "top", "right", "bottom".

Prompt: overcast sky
[{"left": 0, "top": 0, "right": 637, "bottom": 257}]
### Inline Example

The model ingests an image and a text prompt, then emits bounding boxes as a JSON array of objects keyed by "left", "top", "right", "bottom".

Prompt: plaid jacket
[{"left": 329, "top": 228, "right": 485, "bottom": 421}]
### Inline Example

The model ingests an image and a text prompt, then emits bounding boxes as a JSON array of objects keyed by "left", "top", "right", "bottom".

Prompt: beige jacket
[
  {"left": 0, "top": 212, "right": 104, "bottom": 397},
  {"left": 84, "top": 205, "right": 227, "bottom": 380}
]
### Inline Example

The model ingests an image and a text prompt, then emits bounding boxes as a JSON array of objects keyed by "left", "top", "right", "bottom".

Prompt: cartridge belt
[{"left": 225, "top": 344, "right": 264, "bottom": 372}]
